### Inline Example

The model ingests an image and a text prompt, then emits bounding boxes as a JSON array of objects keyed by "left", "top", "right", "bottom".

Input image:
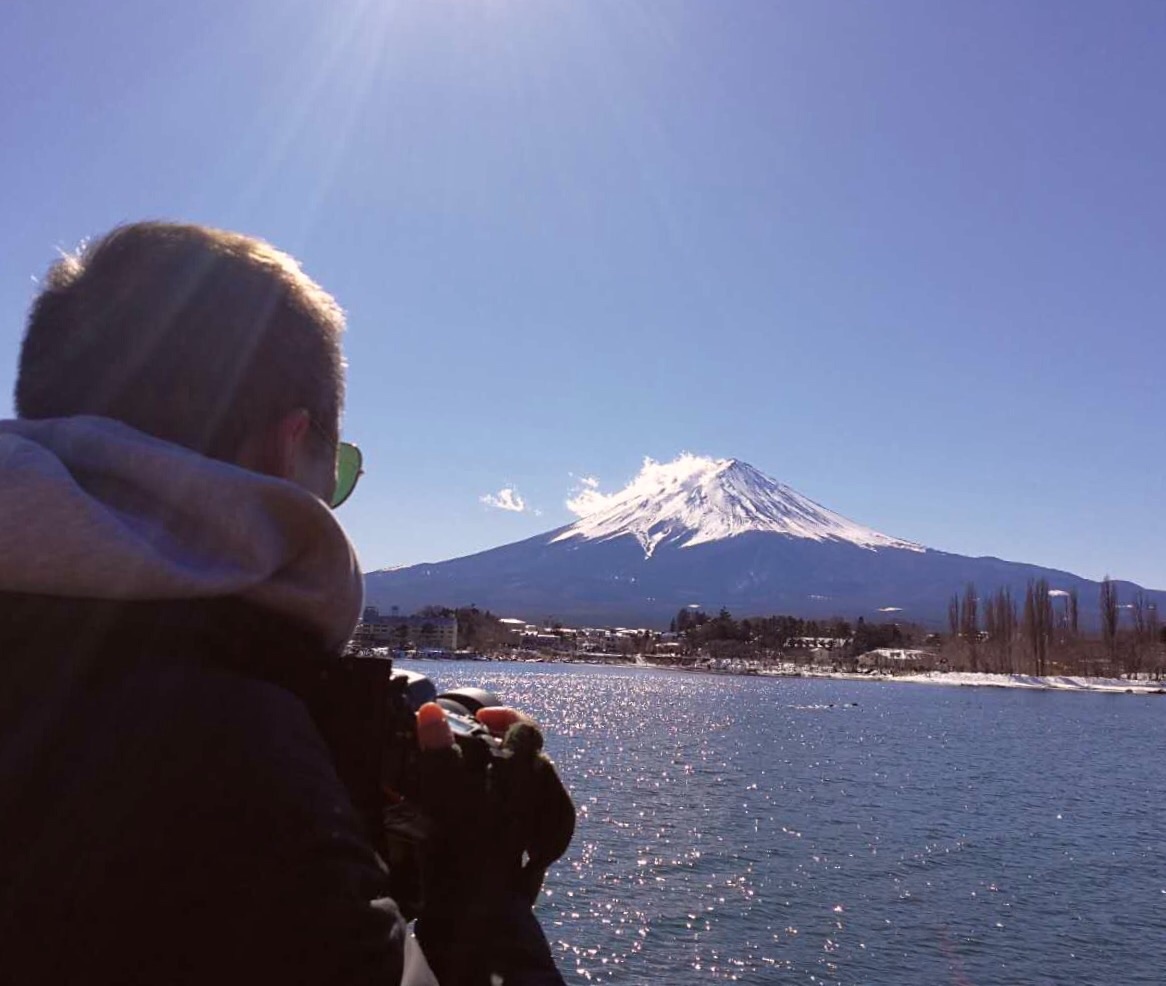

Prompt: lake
[{"left": 399, "top": 660, "right": 1166, "bottom": 984}]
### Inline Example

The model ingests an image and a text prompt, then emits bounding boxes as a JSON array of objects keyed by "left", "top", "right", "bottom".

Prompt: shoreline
[
  {"left": 483, "top": 656, "right": 1166, "bottom": 695},
  {"left": 862, "top": 670, "right": 1166, "bottom": 694},
  {"left": 400, "top": 653, "right": 1166, "bottom": 696}
]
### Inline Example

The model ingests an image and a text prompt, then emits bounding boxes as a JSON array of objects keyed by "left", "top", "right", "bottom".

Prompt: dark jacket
[{"left": 0, "top": 593, "right": 408, "bottom": 985}]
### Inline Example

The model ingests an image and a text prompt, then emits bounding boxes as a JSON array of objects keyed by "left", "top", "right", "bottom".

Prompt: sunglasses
[
  {"left": 308, "top": 417, "right": 363, "bottom": 509},
  {"left": 332, "top": 441, "right": 363, "bottom": 509}
]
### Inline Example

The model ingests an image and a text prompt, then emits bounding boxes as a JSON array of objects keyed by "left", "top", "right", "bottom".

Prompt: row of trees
[
  {"left": 673, "top": 607, "right": 854, "bottom": 644},
  {"left": 670, "top": 607, "right": 915, "bottom": 660},
  {"left": 945, "top": 578, "right": 1164, "bottom": 677}
]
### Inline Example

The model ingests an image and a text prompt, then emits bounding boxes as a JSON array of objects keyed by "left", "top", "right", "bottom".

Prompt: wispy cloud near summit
[
  {"left": 565, "top": 475, "right": 611, "bottom": 518},
  {"left": 566, "top": 455, "right": 724, "bottom": 519}
]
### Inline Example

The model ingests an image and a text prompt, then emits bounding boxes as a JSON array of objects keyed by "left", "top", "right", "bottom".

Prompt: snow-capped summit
[{"left": 553, "top": 454, "right": 923, "bottom": 558}]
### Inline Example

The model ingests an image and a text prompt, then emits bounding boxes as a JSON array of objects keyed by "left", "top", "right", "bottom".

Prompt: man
[{"left": 0, "top": 222, "right": 566, "bottom": 984}]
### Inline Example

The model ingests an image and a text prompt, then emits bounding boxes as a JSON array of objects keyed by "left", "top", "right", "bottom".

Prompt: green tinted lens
[{"left": 331, "top": 442, "right": 363, "bottom": 508}]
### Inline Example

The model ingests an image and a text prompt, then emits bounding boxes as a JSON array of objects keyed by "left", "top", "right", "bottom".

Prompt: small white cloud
[
  {"left": 480, "top": 487, "right": 528, "bottom": 513},
  {"left": 1048, "top": 589, "right": 1070, "bottom": 598},
  {"left": 878, "top": 606, "right": 903, "bottom": 612}
]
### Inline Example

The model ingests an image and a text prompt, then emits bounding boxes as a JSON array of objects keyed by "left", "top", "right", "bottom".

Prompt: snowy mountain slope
[{"left": 552, "top": 455, "right": 922, "bottom": 556}]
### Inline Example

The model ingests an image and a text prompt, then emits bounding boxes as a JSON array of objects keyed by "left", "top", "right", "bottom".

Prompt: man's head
[{"left": 16, "top": 221, "right": 346, "bottom": 501}]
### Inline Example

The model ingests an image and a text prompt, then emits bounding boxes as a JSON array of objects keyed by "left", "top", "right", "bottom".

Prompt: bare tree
[
  {"left": 1100, "top": 576, "right": 1119, "bottom": 673},
  {"left": 1037, "top": 579, "right": 1053, "bottom": 675},
  {"left": 1022, "top": 579, "right": 1053, "bottom": 675},
  {"left": 984, "top": 590, "right": 999, "bottom": 672},
  {"left": 1023, "top": 583, "right": 1036, "bottom": 674},
  {"left": 960, "top": 583, "right": 979, "bottom": 671},
  {"left": 1131, "top": 590, "right": 1155, "bottom": 678},
  {"left": 1150, "top": 604, "right": 1163, "bottom": 679},
  {"left": 984, "top": 586, "right": 1016, "bottom": 673},
  {"left": 1057, "top": 586, "right": 1087, "bottom": 674},
  {"left": 1001, "top": 588, "right": 1017, "bottom": 673},
  {"left": 946, "top": 593, "right": 962, "bottom": 668}
]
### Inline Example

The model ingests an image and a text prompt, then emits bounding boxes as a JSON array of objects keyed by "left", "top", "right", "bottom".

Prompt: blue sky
[{"left": 2, "top": 0, "right": 1164, "bottom": 589}]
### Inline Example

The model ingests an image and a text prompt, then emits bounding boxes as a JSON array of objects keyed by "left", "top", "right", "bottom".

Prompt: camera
[
  {"left": 309, "top": 653, "right": 574, "bottom": 922},
  {"left": 309, "top": 655, "right": 508, "bottom": 916}
]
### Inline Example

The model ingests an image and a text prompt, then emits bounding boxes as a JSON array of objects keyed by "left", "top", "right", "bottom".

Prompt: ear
[{"left": 272, "top": 409, "right": 312, "bottom": 481}]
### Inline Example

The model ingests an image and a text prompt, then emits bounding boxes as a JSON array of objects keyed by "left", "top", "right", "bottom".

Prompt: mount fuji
[{"left": 365, "top": 455, "right": 1164, "bottom": 628}]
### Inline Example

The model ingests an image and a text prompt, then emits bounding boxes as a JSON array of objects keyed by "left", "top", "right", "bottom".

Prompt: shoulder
[
  {"left": 100, "top": 656, "right": 407, "bottom": 978},
  {"left": 0, "top": 599, "right": 407, "bottom": 984},
  {"left": 115, "top": 655, "right": 353, "bottom": 829}
]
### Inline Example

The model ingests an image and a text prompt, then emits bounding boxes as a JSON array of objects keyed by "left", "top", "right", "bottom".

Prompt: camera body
[
  {"left": 309, "top": 655, "right": 505, "bottom": 917},
  {"left": 308, "top": 653, "right": 575, "bottom": 981}
]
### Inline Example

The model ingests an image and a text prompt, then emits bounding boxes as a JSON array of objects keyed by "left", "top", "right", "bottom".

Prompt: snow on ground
[
  {"left": 756, "top": 666, "right": 1165, "bottom": 693},
  {"left": 890, "top": 671, "right": 1166, "bottom": 693}
]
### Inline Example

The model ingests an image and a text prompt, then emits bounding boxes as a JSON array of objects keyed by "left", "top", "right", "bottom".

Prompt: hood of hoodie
[{"left": 0, "top": 416, "right": 364, "bottom": 651}]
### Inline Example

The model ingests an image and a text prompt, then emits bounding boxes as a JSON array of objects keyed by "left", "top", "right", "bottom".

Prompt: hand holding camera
[
  {"left": 410, "top": 691, "right": 574, "bottom": 986},
  {"left": 413, "top": 694, "right": 575, "bottom": 904}
]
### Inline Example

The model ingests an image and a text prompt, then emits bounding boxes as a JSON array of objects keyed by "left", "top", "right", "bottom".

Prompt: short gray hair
[{"left": 16, "top": 221, "right": 346, "bottom": 461}]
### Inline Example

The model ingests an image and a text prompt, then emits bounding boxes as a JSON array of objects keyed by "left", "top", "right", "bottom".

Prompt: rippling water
[{"left": 400, "top": 661, "right": 1166, "bottom": 984}]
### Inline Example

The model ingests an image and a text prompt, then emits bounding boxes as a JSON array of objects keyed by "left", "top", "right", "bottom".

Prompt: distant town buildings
[
  {"left": 857, "top": 648, "right": 938, "bottom": 672},
  {"left": 355, "top": 606, "right": 458, "bottom": 651},
  {"left": 497, "top": 617, "right": 527, "bottom": 644},
  {"left": 349, "top": 607, "right": 958, "bottom": 675}
]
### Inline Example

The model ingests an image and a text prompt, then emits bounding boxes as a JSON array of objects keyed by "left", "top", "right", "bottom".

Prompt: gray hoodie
[{"left": 0, "top": 415, "right": 364, "bottom": 651}]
